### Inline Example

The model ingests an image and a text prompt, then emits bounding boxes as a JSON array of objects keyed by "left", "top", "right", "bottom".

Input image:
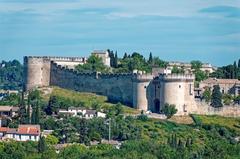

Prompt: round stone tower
[
  {"left": 157, "top": 74, "right": 196, "bottom": 115},
  {"left": 24, "top": 56, "right": 51, "bottom": 91},
  {"left": 132, "top": 74, "right": 153, "bottom": 111}
]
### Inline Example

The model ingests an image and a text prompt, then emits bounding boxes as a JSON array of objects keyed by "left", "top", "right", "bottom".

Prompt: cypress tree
[
  {"left": 26, "top": 96, "right": 31, "bottom": 124},
  {"left": 109, "top": 50, "right": 114, "bottom": 67},
  {"left": 31, "top": 105, "right": 36, "bottom": 124},
  {"left": 79, "top": 118, "right": 89, "bottom": 145},
  {"left": 233, "top": 61, "right": 237, "bottom": 79},
  {"left": 148, "top": 52, "right": 153, "bottom": 64},
  {"left": 123, "top": 53, "right": 128, "bottom": 59},
  {"left": 211, "top": 85, "right": 223, "bottom": 107},
  {"left": 238, "top": 59, "right": 240, "bottom": 68},
  {"left": 38, "top": 136, "right": 47, "bottom": 153},
  {"left": 114, "top": 51, "right": 118, "bottom": 68},
  {"left": 35, "top": 101, "right": 40, "bottom": 124},
  {"left": 19, "top": 91, "right": 27, "bottom": 124}
]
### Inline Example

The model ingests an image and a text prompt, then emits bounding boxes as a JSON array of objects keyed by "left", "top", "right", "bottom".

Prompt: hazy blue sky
[{"left": 0, "top": 0, "right": 240, "bottom": 66}]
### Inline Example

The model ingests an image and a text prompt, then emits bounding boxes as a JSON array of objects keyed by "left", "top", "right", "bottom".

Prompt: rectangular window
[{"left": 189, "top": 84, "right": 193, "bottom": 95}]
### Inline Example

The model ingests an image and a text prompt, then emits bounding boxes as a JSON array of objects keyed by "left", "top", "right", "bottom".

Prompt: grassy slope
[
  {"left": 40, "top": 86, "right": 139, "bottom": 114},
  {"left": 192, "top": 114, "right": 240, "bottom": 134}
]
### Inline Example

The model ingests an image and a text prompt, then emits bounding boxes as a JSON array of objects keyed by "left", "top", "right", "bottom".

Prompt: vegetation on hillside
[
  {"left": 75, "top": 52, "right": 168, "bottom": 74},
  {"left": 1, "top": 114, "right": 240, "bottom": 158},
  {"left": 211, "top": 59, "right": 240, "bottom": 79},
  {"left": 0, "top": 60, "right": 23, "bottom": 90}
]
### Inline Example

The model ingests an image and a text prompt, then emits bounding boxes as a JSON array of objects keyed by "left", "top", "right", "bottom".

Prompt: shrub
[{"left": 162, "top": 103, "right": 177, "bottom": 119}]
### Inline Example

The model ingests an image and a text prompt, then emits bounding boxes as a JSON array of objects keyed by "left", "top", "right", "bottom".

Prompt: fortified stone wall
[
  {"left": 24, "top": 56, "right": 86, "bottom": 91},
  {"left": 50, "top": 62, "right": 136, "bottom": 106},
  {"left": 195, "top": 102, "right": 240, "bottom": 117}
]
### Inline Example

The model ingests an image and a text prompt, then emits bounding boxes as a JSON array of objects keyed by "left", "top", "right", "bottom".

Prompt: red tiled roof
[
  {"left": 0, "top": 127, "right": 8, "bottom": 132},
  {"left": 202, "top": 78, "right": 240, "bottom": 84},
  {"left": 17, "top": 125, "right": 40, "bottom": 135},
  {"left": 0, "top": 125, "right": 40, "bottom": 135},
  {"left": 7, "top": 128, "right": 17, "bottom": 134}
]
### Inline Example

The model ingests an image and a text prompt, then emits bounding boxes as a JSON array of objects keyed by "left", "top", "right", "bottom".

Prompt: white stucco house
[{"left": 0, "top": 125, "right": 40, "bottom": 141}]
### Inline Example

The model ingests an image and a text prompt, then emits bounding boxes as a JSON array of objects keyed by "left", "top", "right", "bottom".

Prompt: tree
[
  {"left": 222, "top": 94, "right": 233, "bottom": 105},
  {"left": 115, "top": 103, "right": 124, "bottom": 115},
  {"left": 191, "top": 60, "right": 202, "bottom": 70},
  {"left": 202, "top": 87, "right": 211, "bottom": 103},
  {"left": 123, "top": 53, "right": 128, "bottom": 59},
  {"left": 152, "top": 57, "right": 168, "bottom": 68},
  {"left": 31, "top": 101, "right": 40, "bottom": 124},
  {"left": 114, "top": 51, "right": 118, "bottom": 68},
  {"left": 233, "top": 61, "right": 237, "bottom": 79},
  {"left": 238, "top": 59, "right": 240, "bottom": 68},
  {"left": 45, "top": 135, "right": 59, "bottom": 145},
  {"left": 75, "top": 55, "right": 108, "bottom": 73},
  {"left": 108, "top": 49, "right": 115, "bottom": 67},
  {"left": 35, "top": 102, "right": 40, "bottom": 124},
  {"left": 78, "top": 118, "right": 89, "bottom": 145},
  {"left": 38, "top": 136, "right": 47, "bottom": 153},
  {"left": 46, "top": 95, "right": 58, "bottom": 115},
  {"left": 211, "top": 85, "right": 223, "bottom": 107},
  {"left": 162, "top": 103, "right": 177, "bottom": 119},
  {"left": 19, "top": 91, "right": 27, "bottom": 124},
  {"left": 26, "top": 96, "right": 31, "bottom": 124},
  {"left": 0, "top": 60, "right": 23, "bottom": 90},
  {"left": 195, "top": 70, "right": 208, "bottom": 82},
  {"left": 172, "top": 65, "right": 184, "bottom": 74},
  {"left": 148, "top": 52, "right": 153, "bottom": 64}
]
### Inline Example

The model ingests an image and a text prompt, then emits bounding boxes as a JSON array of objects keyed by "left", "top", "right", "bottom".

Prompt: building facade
[
  {"left": 0, "top": 125, "right": 40, "bottom": 141},
  {"left": 199, "top": 78, "right": 240, "bottom": 96}
]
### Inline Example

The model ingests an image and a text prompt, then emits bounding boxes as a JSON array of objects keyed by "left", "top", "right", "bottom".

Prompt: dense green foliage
[
  {"left": 171, "top": 65, "right": 185, "bottom": 74},
  {"left": 1, "top": 114, "right": 240, "bottom": 159},
  {"left": 115, "top": 52, "right": 165, "bottom": 73},
  {"left": 202, "top": 87, "right": 211, "bottom": 103},
  {"left": 162, "top": 103, "right": 178, "bottom": 119},
  {"left": 211, "top": 59, "right": 240, "bottom": 79},
  {"left": 211, "top": 85, "right": 223, "bottom": 107},
  {"left": 0, "top": 60, "right": 23, "bottom": 90},
  {"left": 1, "top": 87, "right": 240, "bottom": 158},
  {"left": 0, "top": 93, "right": 20, "bottom": 105},
  {"left": 76, "top": 52, "right": 168, "bottom": 74},
  {"left": 75, "top": 55, "right": 110, "bottom": 73},
  {"left": 191, "top": 60, "right": 208, "bottom": 83}
]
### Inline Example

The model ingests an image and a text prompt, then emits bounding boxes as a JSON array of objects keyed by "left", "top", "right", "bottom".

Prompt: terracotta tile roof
[
  {"left": 7, "top": 128, "right": 17, "bottom": 134},
  {"left": 17, "top": 125, "right": 40, "bottom": 135},
  {"left": 0, "top": 106, "right": 19, "bottom": 112},
  {"left": 0, "top": 127, "right": 9, "bottom": 132},
  {"left": 202, "top": 78, "right": 240, "bottom": 85},
  {"left": 11, "top": 107, "right": 19, "bottom": 112},
  {"left": 0, "top": 106, "right": 12, "bottom": 112}
]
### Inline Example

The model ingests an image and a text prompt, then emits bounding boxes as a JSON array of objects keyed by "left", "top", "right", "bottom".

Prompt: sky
[{"left": 0, "top": 0, "right": 240, "bottom": 66}]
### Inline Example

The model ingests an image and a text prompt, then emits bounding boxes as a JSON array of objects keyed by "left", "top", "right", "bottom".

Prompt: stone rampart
[
  {"left": 50, "top": 62, "right": 135, "bottom": 106},
  {"left": 194, "top": 102, "right": 240, "bottom": 117}
]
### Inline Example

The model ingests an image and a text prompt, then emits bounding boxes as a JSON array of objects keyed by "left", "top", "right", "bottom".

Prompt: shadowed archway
[{"left": 154, "top": 99, "right": 160, "bottom": 113}]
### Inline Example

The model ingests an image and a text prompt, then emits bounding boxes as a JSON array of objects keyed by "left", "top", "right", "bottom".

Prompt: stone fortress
[{"left": 23, "top": 51, "right": 240, "bottom": 116}]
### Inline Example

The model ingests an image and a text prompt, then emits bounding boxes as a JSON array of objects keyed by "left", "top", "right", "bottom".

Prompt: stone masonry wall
[{"left": 50, "top": 62, "right": 135, "bottom": 106}]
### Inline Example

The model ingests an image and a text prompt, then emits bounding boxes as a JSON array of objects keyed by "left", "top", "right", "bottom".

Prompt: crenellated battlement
[
  {"left": 159, "top": 73, "right": 195, "bottom": 82},
  {"left": 52, "top": 62, "right": 135, "bottom": 79},
  {"left": 25, "top": 56, "right": 87, "bottom": 62}
]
